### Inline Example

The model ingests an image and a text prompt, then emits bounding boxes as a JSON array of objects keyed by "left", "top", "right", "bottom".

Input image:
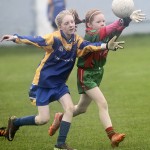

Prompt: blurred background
[{"left": 0, "top": 0, "right": 149, "bottom": 41}]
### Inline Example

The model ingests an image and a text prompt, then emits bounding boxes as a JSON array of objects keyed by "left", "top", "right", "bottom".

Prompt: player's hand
[
  {"left": 0, "top": 35, "right": 16, "bottom": 42},
  {"left": 107, "top": 36, "right": 125, "bottom": 51},
  {"left": 130, "top": 10, "right": 146, "bottom": 23}
]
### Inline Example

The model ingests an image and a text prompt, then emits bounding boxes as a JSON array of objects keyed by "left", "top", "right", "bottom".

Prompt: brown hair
[
  {"left": 85, "top": 9, "right": 102, "bottom": 27},
  {"left": 69, "top": 9, "right": 83, "bottom": 24}
]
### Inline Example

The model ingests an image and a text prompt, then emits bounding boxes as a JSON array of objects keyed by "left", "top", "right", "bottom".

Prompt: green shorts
[{"left": 77, "top": 68, "right": 104, "bottom": 94}]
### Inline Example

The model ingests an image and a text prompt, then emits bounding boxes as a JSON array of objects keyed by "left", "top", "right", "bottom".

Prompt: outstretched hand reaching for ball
[{"left": 130, "top": 10, "right": 146, "bottom": 22}]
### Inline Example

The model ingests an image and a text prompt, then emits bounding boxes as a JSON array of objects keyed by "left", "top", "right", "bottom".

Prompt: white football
[{"left": 112, "top": 0, "right": 135, "bottom": 18}]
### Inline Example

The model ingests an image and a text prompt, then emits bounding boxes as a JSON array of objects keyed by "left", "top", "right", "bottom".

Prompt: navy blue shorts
[
  {"left": 29, "top": 84, "right": 38, "bottom": 100},
  {"left": 36, "top": 84, "right": 70, "bottom": 106}
]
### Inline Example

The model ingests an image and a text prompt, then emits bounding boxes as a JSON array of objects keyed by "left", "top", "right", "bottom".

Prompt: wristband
[{"left": 101, "top": 43, "right": 107, "bottom": 50}]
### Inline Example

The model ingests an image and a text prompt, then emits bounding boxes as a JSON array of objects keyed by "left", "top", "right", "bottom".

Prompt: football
[{"left": 112, "top": 0, "right": 135, "bottom": 18}]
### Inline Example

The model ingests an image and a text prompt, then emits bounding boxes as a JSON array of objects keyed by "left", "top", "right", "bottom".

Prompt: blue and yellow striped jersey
[{"left": 14, "top": 30, "right": 103, "bottom": 88}]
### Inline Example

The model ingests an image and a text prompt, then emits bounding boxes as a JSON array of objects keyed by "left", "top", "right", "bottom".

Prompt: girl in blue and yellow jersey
[
  {"left": 1, "top": 10, "right": 125, "bottom": 150},
  {"left": 29, "top": 9, "right": 83, "bottom": 106}
]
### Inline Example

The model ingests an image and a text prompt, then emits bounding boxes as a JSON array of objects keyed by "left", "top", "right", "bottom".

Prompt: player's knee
[
  {"left": 98, "top": 101, "right": 108, "bottom": 110},
  {"left": 35, "top": 116, "right": 50, "bottom": 125},
  {"left": 40, "top": 118, "right": 50, "bottom": 125}
]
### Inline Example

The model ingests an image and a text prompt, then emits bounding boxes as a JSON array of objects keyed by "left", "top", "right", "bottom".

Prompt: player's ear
[{"left": 87, "top": 22, "right": 92, "bottom": 28}]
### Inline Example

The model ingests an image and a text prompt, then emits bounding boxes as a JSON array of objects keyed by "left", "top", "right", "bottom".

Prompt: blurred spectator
[{"left": 47, "top": 0, "right": 66, "bottom": 31}]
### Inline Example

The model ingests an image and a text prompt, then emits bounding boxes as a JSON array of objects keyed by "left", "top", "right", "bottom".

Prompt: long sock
[
  {"left": 13, "top": 115, "right": 36, "bottom": 127},
  {"left": 0, "top": 127, "right": 6, "bottom": 136},
  {"left": 105, "top": 126, "right": 115, "bottom": 140},
  {"left": 56, "top": 121, "right": 71, "bottom": 146}
]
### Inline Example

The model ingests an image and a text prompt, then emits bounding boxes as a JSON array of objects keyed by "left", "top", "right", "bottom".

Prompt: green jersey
[
  {"left": 77, "top": 19, "right": 130, "bottom": 93},
  {"left": 77, "top": 28, "right": 109, "bottom": 70}
]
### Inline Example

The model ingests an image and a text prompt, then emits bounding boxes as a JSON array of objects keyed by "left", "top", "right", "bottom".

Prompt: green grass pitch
[{"left": 0, "top": 34, "right": 150, "bottom": 150}]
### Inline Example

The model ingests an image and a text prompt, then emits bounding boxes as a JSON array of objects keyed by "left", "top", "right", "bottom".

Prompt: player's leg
[
  {"left": 85, "top": 86, "right": 125, "bottom": 147},
  {"left": 5, "top": 87, "right": 51, "bottom": 141},
  {"left": 59, "top": 93, "right": 74, "bottom": 122},
  {"left": 48, "top": 94, "right": 92, "bottom": 136},
  {"left": 73, "top": 94, "right": 92, "bottom": 117},
  {"left": 35, "top": 105, "right": 50, "bottom": 125},
  {"left": 54, "top": 93, "right": 74, "bottom": 150},
  {"left": 86, "top": 87, "right": 112, "bottom": 128},
  {"left": 5, "top": 105, "right": 50, "bottom": 141}
]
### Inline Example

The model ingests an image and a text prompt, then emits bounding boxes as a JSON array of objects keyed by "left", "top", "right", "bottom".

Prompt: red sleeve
[
  {"left": 99, "top": 20, "right": 126, "bottom": 40},
  {"left": 99, "top": 27, "right": 107, "bottom": 40}
]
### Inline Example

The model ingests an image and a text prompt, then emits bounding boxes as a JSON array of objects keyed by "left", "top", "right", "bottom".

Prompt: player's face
[
  {"left": 89, "top": 13, "right": 106, "bottom": 30},
  {"left": 60, "top": 15, "right": 76, "bottom": 39}
]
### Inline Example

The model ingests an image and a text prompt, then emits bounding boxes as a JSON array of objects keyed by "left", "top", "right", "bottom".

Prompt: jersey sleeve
[
  {"left": 14, "top": 34, "right": 54, "bottom": 52},
  {"left": 76, "top": 35, "right": 104, "bottom": 57},
  {"left": 99, "top": 18, "right": 131, "bottom": 40}
]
